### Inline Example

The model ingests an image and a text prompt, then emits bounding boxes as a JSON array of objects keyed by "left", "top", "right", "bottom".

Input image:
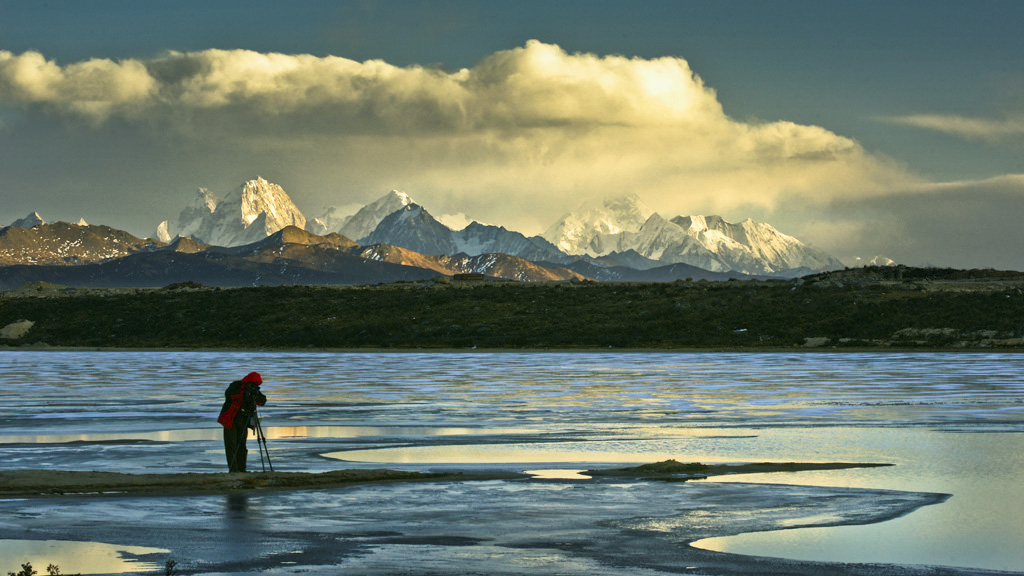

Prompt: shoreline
[
  {"left": 0, "top": 461, "right": 895, "bottom": 499},
  {"left": 2, "top": 462, "right": 997, "bottom": 576},
  {"left": 3, "top": 344, "right": 1022, "bottom": 354}
]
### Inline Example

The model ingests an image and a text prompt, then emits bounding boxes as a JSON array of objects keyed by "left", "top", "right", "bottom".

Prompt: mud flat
[
  {"left": 0, "top": 468, "right": 524, "bottom": 498},
  {"left": 0, "top": 461, "right": 897, "bottom": 498},
  {"left": 585, "top": 459, "right": 893, "bottom": 480},
  {"left": 0, "top": 461, "right": 994, "bottom": 576}
]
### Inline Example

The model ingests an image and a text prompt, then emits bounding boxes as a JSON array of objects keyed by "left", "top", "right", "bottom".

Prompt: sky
[{"left": 0, "top": 0, "right": 1022, "bottom": 269}]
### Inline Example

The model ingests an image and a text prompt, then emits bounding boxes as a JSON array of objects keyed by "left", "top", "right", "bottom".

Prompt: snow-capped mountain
[
  {"left": 667, "top": 215, "right": 843, "bottom": 274},
  {"left": 451, "top": 222, "right": 569, "bottom": 263},
  {"left": 306, "top": 204, "right": 357, "bottom": 236},
  {"left": 341, "top": 190, "right": 414, "bottom": 242},
  {"left": 543, "top": 194, "right": 655, "bottom": 255},
  {"left": 543, "top": 195, "right": 843, "bottom": 275},
  {"left": 145, "top": 180, "right": 843, "bottom": 277},
  {"left": 362, "top": 204, "right": 458, "bottom": 255},
  {"left": 361, "top": 200, "right": 572, "bottom": 262},
  {"left": 157, "top": 177, "right": 306, "bottom": 247},
  {"left": 10, "top": 212, "right": 45, "bottom": 229},
  {"left": 158, "top": 187, "right": 219, "bottom": 242}
]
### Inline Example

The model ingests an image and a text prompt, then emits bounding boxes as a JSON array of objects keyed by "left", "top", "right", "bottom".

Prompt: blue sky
[{"left": 1, "top": 1, "right": 1022, "bottom": 268}]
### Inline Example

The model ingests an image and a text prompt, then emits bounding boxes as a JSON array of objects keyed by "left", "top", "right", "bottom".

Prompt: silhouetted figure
[{"left": 218, "top": 371, "right": 267, "bottom": 473}]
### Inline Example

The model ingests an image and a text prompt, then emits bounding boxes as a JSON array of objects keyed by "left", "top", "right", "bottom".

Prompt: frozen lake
[{"left": 0, "top": 351, "right": 1022, "bottom": 574}]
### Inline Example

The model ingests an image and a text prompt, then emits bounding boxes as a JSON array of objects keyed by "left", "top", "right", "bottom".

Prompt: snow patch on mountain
[{"left": 853, "top": 255, "right": 897, "bottom": 267}]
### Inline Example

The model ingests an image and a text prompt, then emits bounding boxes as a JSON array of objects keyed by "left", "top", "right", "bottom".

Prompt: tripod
[{"left": 252, "top": 405, "right": 273, "bottom": 472}]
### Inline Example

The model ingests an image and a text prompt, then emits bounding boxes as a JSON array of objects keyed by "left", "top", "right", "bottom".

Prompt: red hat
[{"left": 241, "top": 371, "right": 262, "bottom": 384}]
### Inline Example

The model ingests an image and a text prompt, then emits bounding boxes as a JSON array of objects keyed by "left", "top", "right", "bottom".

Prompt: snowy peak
[
  {"left": 164, "top": 178, "right": 307, "bottom": 247},
  {"left": 668, "top": 214, "right": 843, "bottom": 273},
  {"left": 853, "top": 255, "right": 897, "bottom": 267},
  {"left": 362, "top": 203, "right": 457, "bottom": 255},
  {"left": 233, "top": 177, "right": 306, "bottom": 232},
  {"left": 10, "top": 212, "right": 45, "bottom": 229},
  {"left": 170, "top": 188, "right": 219, "bottom": 241},
  {"left": 452, "top": 221, "right": 570, "bottom": 263},
  {"left": 359, "top": 199, "right": 572, "bottom": 263},
  {"left": 544, "top": 198, "right": 844, "bottom": 275},
  {"left": 543, "top": 193, "right": 655, "bottom": 254},
  {"left": 340, "top": 190, "right": 415, "bottom": 242}
]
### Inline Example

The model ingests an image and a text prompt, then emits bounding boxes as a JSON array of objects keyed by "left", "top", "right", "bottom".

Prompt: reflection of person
[{"left": 217, "top": 372, "right": 267, "bottom": 473}]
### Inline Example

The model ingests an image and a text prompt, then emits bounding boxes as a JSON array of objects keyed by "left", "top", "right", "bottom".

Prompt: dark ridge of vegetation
[
  {"left": 2, "top": 273, "right": 1023, "bottom": 349},
  {"left": 809, "top": 265, "right": 1024, "bottom": 282}
]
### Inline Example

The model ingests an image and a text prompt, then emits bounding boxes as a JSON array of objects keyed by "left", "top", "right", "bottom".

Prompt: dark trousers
[{"left": 224, "top": 421, "right": 249, "bottom": 472}]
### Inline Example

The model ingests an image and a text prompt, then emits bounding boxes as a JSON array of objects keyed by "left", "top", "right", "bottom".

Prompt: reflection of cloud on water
[
  {"left": 0, "top": 425, "right": 542, "bottom": 445},
  {"left": 0, "top": 540, "right": 167, "bottom": 575}
]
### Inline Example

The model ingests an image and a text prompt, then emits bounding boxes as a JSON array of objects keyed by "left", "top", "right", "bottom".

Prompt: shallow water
[
  {"left": 0, "top": 540, "right": 167, "bottom": 574},
  {"left": 0, "top": 350, "right": 1022, "bottom": 573}
]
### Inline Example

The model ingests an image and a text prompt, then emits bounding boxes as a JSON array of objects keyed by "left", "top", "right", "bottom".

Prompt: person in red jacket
[{"left": 217, "top": 371, "right": 267, "bottom": 473}]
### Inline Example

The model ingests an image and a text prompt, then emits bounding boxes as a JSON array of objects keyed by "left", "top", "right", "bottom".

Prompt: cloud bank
[
  {"left": 0, "top": 42, "right": 899, "bottom": 207},
  {"left": 2, "top": 41, "right": 1020, "bottom": 268}
]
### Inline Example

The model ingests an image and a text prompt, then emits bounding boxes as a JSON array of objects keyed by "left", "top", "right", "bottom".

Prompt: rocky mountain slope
[
  {"left": 0, "top": 221, "right": 160, "bottom": 266},
  {"left": 354, "top": 243, "right": 585, "bottom": 282},
  {"left": 0, "top": 225, "right": 585, "bottom": 288}
]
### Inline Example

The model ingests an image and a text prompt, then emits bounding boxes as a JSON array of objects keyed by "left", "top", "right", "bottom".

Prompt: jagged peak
[
  {"left": 191, "top": 187, "right": 220, "bottom": 212},
  {"left": 10, "top": 212, "right": 46, "bottom": 229}
]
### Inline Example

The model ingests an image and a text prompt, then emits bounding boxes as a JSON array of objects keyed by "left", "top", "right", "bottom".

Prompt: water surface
[{"left": 0, "top": 350, "right": 1021, "bottom": 572}]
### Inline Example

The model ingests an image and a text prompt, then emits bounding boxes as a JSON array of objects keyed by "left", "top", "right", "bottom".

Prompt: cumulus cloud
[
  {"left": 0, "top": 41, "right": 925, "bottom": 238},
  {"left": 1, "top": 41, "right": 730, "bottom": 131},
  {"left": 0, "top": 50, "right": 155, "bottom": 121},
  {"left": 882, "top": 113, "right": 1024, "bottom": 142}
]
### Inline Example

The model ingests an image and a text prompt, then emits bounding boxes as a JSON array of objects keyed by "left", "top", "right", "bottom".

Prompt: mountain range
[{"left": 1, "top": 177, "right": 850, "bottom": 288}]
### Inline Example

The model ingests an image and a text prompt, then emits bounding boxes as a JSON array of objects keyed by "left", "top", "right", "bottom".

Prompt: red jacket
[{"left": 218, "top": 380, "right": 266, "bottom": 429}]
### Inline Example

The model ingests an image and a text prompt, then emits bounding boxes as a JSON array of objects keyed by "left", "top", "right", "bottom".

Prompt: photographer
[{"left": 217, "top": 371, "right": 267, "bottom": 473}]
